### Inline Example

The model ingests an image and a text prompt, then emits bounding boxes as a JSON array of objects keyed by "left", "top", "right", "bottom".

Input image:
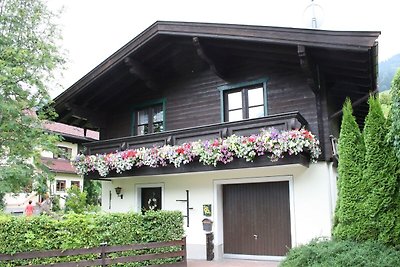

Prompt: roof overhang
[{"left": 53, "top": 21, "right": 380, "bottom": 129}]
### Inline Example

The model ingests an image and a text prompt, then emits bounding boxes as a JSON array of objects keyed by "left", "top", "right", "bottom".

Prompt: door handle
[{"left": 253, "top": 234, "right": 258, "bottom": 240}]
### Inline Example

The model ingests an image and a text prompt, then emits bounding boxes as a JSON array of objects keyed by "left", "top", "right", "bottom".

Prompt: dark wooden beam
[
  {"left": 124, "top": 57, "right": 159, "bottom": 91},
  {"left": 193, "top": 37, "right": 227, "bottom": 80},
  {"left": 330, "top": 89, "right": 378, "bottom": 119},
  {"left": 65, "top": 103, "right": 107, "bottom": 128},
  {"left": 81, "top": 70, "right": 136, "bottom": 107},
  {"left": 298, "top": 45, "right": 320, "bottom": 94}
]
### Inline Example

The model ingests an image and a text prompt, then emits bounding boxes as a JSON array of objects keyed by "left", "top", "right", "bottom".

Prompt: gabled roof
[
  {"left": 44, "top": 121, "right": 99, "bottom": 141},
  {"left": 41, "top": 157, "right": 76, "bottom": 174},
  {"left": 54, "top": 21, "right": 380, "bottom": 129}
]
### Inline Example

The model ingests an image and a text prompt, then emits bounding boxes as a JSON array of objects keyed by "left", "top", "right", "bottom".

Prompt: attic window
[{"left": 219, "top": 79, "right": 268, "bottom": 122}]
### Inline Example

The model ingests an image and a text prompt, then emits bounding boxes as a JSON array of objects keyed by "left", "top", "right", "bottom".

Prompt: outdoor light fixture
[{"left": 115, "top": 187, "right": 123, "bottom": 199}]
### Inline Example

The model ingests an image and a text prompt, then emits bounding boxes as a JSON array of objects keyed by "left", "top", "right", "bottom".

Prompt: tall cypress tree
[
  {"left": 388, "top": 69, "right": 400, "bottom": 159},
  {"left": 333, "top": 99, "right": 366, "bottom": 241},
  {"left": 362, "top": 96, "right": 399, "bottom": 245}
]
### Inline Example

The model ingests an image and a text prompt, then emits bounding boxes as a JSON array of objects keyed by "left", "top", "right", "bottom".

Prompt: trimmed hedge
[
  {"left": 280, "top": 239, "right": 400, "bottom": 267},
  {"left": 0, "top": 211, "right": 184, "bottom": 266}
]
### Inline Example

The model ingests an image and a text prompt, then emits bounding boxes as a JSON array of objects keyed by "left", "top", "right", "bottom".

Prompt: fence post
[
  {"left": 100, "top": 242, "right": 108, "bottom": 267},
  {"left": 182, "top": 237, "right": 187, "bottom": 266}
]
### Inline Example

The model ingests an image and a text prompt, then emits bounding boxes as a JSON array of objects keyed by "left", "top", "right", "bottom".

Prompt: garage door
[{"left": 223, "top": 181, "right": 291, "bottom": 256}]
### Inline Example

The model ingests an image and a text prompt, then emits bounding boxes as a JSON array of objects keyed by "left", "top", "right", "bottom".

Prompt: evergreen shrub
[
  {"left": 280, "top": 239, "right": 400, "bottom": 267},
  {"left": 333, "top": 99, "right": 366, "bottom": 241},
  {"left": 362, "top": 96, "right": 399, "bottom": 245}
]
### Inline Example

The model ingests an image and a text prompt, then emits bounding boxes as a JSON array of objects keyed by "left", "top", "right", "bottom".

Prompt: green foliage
[
  {"left": 0, "top": 192, "right": 5, "bottom": 210},
  {"left": 280, "top": 239, "right": 400, "bottom": 267},
  {"left": 379, "top": 90, "right": 392, "bottom": 118},
  {"left": 51, "top": 195, "right": 61, "bottom": 212},
  {"left": 388, "top": 69, "right": 400, "bottom": 159},
  {"left": 64, "top": 185, "right": 87, "bottom": 214},
  {"left": 0, "top": 211, "right": 184, "bottom": 266},
  {"left": 378, "top": 54, "right": 400, "bottom": 92},
  {"left": 0, "top": 0, "right": 65, "bottom": 195},
  {"left": 362, "top": 96, "right": 400, "bottom": 245},
  {"left": 333, "top": 99, "right": 366, "bottom": 241},
  {"left": 83, "top": 179, "right": 101, "bottom": 206}
]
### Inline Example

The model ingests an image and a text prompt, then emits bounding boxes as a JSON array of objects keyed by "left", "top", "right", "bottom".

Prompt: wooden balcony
[
  {"left": 82, "top": 111, "right": 310, "bottom": 179},
  {"left": 85, "top": 111, "right": 308, "bottom": 155}
]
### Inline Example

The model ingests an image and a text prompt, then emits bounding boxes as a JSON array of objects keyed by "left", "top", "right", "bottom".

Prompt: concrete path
[{"left": 188, "top": 259, "right": 280, "bottom": 267}]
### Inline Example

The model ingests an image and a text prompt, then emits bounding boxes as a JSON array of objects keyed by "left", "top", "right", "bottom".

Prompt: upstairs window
[
  {"left": 220, "top": 79, "right": 267, "bottom": 122},
  {"left": 133, "top": 101, "right": 165, "bottom": 136}
]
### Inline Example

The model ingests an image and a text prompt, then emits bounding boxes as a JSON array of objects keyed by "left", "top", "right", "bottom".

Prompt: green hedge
[
  {"left": 0, "top": 211, "right": 184, "bottom": 266},
  {"left": 280, "top": 239, "right": 400, "bottom": 267}
]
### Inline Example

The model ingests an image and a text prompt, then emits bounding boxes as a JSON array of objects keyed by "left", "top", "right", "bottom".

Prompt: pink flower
[
  {"left": 248, "top": 136, "right": 256, "bottom": 143},
  {"left": 212, "top": 139, "right": 220, "bottom": 147}
]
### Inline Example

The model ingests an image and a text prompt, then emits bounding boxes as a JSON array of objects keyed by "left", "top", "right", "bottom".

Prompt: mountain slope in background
[{"left": 379, "top": 53, "right": 400, "bottom": 91}]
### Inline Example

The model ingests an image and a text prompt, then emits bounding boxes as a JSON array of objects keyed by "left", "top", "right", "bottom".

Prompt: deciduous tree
[{"left": 0, "top": 0, "right": 65, "bottom": 206}]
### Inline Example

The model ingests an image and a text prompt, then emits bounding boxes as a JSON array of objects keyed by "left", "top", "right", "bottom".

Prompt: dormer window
[
  {"left": 220, "top": 79, "right": 268, "bottom": 122},
  {"left": 133, "top": 101, "right": 165, "bottom": 136}
]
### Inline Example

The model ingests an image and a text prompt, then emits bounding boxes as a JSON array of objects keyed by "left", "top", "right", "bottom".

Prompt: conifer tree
[
  {"left": 333, "top": 99, "right": 365, "bottom": 241},
  {"left": 362, "top": 96, "right": 399, "bottom": 245},
  {"left": 388, "top": 69, "right": 400, "bottom": 159}
]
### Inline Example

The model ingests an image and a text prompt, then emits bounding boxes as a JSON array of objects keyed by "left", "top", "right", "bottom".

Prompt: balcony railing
[
  {"left": 81, "top": 111, "right": 310, "bottom": 179},
  {"left": 84, "top": 111, "right": 308, "bottom": 155}
]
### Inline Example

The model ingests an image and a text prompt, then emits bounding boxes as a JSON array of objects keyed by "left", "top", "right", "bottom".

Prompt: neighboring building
[
  {"left": 53, "top": 22, "right": 379, "bottom": 260},
  {"left": 4, "top": 122, "right": 98, "bottom": 213}
]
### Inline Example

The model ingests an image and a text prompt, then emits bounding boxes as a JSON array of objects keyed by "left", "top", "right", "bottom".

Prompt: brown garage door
[{"left": 223, "top": 181, "right": 291, "bottom": 256}]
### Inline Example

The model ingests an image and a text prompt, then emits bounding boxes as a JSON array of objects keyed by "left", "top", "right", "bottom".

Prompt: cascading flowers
[{"left": 72, "top": 128, "right": 321, "bottom": 177}]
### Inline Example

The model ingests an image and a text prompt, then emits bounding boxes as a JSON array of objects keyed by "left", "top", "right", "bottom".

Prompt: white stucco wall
[
  {"left": 41, "top": 141, "right": 79, "bottom": 159},
  {"left": 101, "top": 162, "right": 337, "bottom": 260},
  {"left": 51, "top": 173, "right": 84, "bottom": 207}
]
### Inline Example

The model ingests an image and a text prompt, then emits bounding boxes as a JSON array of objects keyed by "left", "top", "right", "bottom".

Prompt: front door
[
  {"left": 141, "top": 187, "right": 162, "bottom": 212},
  {"left": 223, "top": 181, "right": 291, "bottom": 256}
]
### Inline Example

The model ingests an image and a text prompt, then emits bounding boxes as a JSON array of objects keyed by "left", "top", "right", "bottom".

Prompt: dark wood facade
[{"left": 53, "top": 21, "right": 380, "bottom": 172}]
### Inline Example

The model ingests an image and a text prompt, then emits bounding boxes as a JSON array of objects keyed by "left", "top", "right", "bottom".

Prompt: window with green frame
[
  {"left": 219, "top": 79, "right": 268, "bottom": 122},
  {"left": 132, "top": 99, "right": 166, "bottom": 136}
]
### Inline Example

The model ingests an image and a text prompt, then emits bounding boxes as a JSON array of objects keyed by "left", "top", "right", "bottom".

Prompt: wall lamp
[{"left": 115, "top": 187, "right": 123, "bottom": 199}]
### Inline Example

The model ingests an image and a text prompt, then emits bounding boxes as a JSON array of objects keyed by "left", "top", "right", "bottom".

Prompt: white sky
[{"left": 48, "top": 0, "right": 400, "bottom": 98}]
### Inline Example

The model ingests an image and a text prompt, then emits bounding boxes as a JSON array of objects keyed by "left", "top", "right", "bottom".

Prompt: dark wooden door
[
  {"left": 223, "top": 182, "right": 291, "bottom": 256},
  {"left": 141, "top": 187, "right": 162, "bottom": 212}
]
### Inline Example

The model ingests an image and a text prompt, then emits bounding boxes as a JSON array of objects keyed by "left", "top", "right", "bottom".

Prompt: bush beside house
[
  {"left": 362, "top": 97, "right": 400, "bottom": 245},
  {"left": 0, "top": 211, "right": 184, "bottom": 266},
  {"left": 281, "top": 95, "right": 400, "bottom": 266},
  {"left": 333, "top": 99, "right": 366, "bottom": 241},
  {"left": 280, "top": 239, "right": 400, "bottom": 267}
]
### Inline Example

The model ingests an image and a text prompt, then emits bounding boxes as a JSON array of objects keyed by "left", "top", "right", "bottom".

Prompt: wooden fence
[{"left": 0, "top": 237, "right": 186, "bottom": 267}]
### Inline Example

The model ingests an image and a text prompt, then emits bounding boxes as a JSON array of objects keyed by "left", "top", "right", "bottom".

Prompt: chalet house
[
  {"left": 53, "top": 21, "right": 379, "bottom": 260},
  {"left": 41, "top": 122, "right": 99, "bottom": 206},
  {"left": 4, "top": 122, "right": 98, "bottom": 214}
]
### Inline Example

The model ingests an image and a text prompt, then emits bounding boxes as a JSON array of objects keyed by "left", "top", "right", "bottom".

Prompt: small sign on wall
[{"left": 203, "top": 204, "right": 212, "bottom": 216}]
